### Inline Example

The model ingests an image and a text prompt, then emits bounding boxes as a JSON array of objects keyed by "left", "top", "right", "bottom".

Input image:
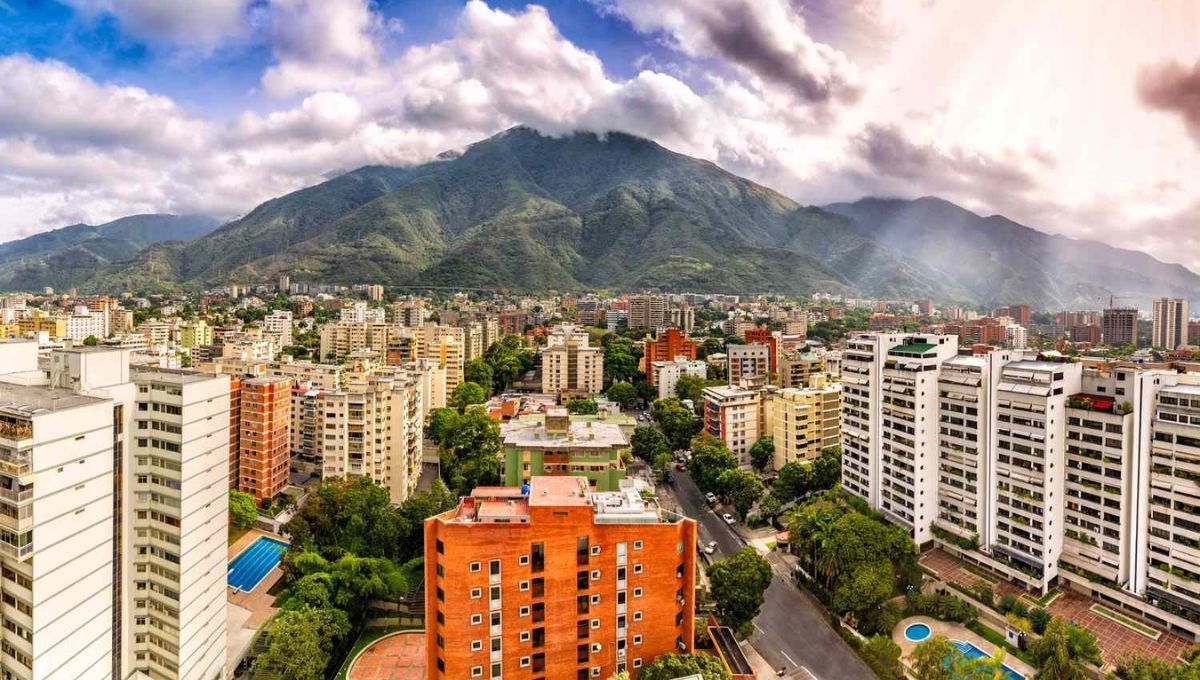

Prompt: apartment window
[
  {"left": 577, "top": 620, "right": 589, "bottom": 639},
  {"left": 577, "top": 644, "right": 589, "bottom": 663},
  {"left": 470, "top": 562, "right": 481, "bottom": 573},
  {"left": 489, "top": 560, "right": 501, "bottom": 577},
  {"left": 472, "top": 667, "right": 483, "bottom": 678},
  {"left": 520, "top": 605, "right": 530, "bottom": 617},
  {"left": 591, "top": 569, "right": 601, "bottom": 581},
  {"left": 633, "top": 540, "right": 643, "bottom": 550},
  {"left": 590, "top": 594, "right": 601, "bottom": 605},
  {"left": 633, "top": 658, "right": 642, "bottom": 668},
  {"left": 520, "top": 631, "right": 530, "bottom": 642},
  {"left": 470, "top": 588, "right": 482, "bottom": 599},
  {"left": 471, "top": 614, "right": 482, "bottom": 625},
  {"left": 633, "top": 611, "right": 643, "bottom": 622},
  {"left": 590, "top": 544, "right": 601, "bottom": 556},
  {"left": 577, "top": 595, "right": 590, "bottom": 615},
  {"left": 518, "top": 554, "right": 530, "bottom": 566},
  {"left": 532, "top": 577, "right": 544, "bottom": 598},
  {"left": 532, "top": 543, "right": 545, "bottom": 572},
  {"left": 437, "top": 587, "right": 445, "bottom": 602},
  {"left": 591, "top": 618, "right": 601, "bottom": 629},
  {"left": 633, "top": 587, "right": 643, "bottom": 598},
  {"left": 519, "top": 580, "right": 529, "bottom": 592},
  {"left": 633, "top": 634, "right": 643, "bottom": 646},
  {"left": 532, "top": 602, "right": 545, "bottom": 623},
  {"left": 471, "top": 640, "right": 483, "bottom": 651},
  {"left": 633, "top": 564, "right": 643, "bottom": 575},
  {"left": 532, "top": 628, "right": 545, "bottom": 648},
  {"left": 521, "top": 657, "right": 530, "bottom": 668},
  {"left": 491, "top": 664, "right": 502, "bottom": 679},
  {"left": 577, "top": 571, "right": 589, "bottom": 590},
  {"left": 532, "top": 653, "right": 545, "bottom": 672},
  {"left": 577, "top": 537, "right": 590, "bottom": 566},
  {"left": 436, "top": 539, "right": 444, "bottom": 555}
]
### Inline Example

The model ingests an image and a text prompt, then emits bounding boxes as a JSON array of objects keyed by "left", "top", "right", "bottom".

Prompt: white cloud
[
  {"left": 260, "top": 0, "right": 383, "bottom": 97},
  {"left": 62, "top": 0, "right": 253, "bottom": 47}
]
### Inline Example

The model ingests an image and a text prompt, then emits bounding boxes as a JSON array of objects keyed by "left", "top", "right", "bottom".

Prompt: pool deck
[
  {"left": 893, "top": 616, "right": 1036, "bottom": 679},
  {"left": 225, "top": 528, "right": 290, "bottom": 677}
]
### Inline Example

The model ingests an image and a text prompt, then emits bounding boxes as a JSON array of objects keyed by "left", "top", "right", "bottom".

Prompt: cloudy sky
[{"left": 1, "top": 0, "right": 1200, "bottom": 267}]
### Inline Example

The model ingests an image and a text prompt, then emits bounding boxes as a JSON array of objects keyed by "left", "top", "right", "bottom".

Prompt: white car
[
  {"left": 704, "top": 541, "right": 717, "bottom": 554},
  {"left": 722, "top": 513, "right": 736, "bottom": 525}
]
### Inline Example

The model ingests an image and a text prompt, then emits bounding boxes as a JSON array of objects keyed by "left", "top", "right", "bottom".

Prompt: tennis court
[{"left": 228, "top": 536, "right": 288, "bottom": 592}]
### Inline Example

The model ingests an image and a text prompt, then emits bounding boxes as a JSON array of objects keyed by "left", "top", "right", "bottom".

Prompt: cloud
[
  {"left": 260, "top": 0, "right": 383, "bottom": 97},
  {"left": 62, "top": 0, "right": 254, "bottom": 47},
  {"left": 1138, "top": 59, "right": 1200, "bottom": 145},
  {"left": 594, "top": 0, "right": 860, "bottom": 105}
]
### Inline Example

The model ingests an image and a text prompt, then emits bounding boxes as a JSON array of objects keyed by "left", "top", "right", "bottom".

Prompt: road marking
[{"left": 780, "top": 651, "right": 796, "bottom": 667}]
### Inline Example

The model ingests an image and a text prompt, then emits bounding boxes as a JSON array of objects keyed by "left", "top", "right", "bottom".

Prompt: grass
[
  {"left": 333, "top": 625, "right": 421, "bottom": 680},
  {"left": 1090, "top": 604, "right": 1162, "bottom": 640},
  {"left": 1019, "top": 589, "right": 1061, "bottom": 608},
  {"left": 967, "top": 620, "right": 1036, "bottom": 667},
  {"left": 765, "top": 540, "right": 778, "bottom": 551}
]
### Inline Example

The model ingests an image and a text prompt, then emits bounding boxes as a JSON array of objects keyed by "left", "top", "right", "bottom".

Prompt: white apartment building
[
  {"left": 66, "top": 305, "right": 109, "bottom": 342},
  {"left": 650, "top": 357, "right": 707, "bottom": 401},
  {"left": 340, "top": 301, "right": 384, "bottom": 325},
  {"left": 0, "top": 341, "right": 229, "bottom": 680},
  {"left": 726, "top": 344, "right": 770, "bottom": 387},
  {"left": 541, "top": 325, "right": 604, "bottom": 399},
  {"left": 262, "top": 311, "right": 293, "bottom": 348}
]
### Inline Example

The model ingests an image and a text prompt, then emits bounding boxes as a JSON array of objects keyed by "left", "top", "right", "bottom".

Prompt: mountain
[
  {"left": 90, "top": 127, "right": 942, "bottom": 297},
  {"left": 84, "top": 128, "right": 1200, "bottom": 308},
  {"left": 0, "top": 214, "right": 219, "bottom": 291},
  {"left": 822, "top": 197, "right": 1200, "bottom": 309}
]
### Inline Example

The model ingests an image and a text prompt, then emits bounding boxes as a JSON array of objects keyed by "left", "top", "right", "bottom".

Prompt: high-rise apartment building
[
  {"left": 778, "top": 351, "right": 826, "bottom": 389},
  {"left": 649, "top": 357, "right": 707, "bottom": 401},
  {"left": 263, "top": 310, "right": 293, "bottom": 348},
  {"left": 542, "top": 325, "right": 604, "bottom": 399},
  {"left": 424, "top": 476, "right": 696, "bottom": 680},
  {"left": 501, "top": 409, "right": 628, "bottom": 491},
  {"left": 742, "top": 328, "right": 778, "bottom": 376},
  {"left": 627, "top": 295, "right": 667, "bottom": 331},
  {"left": 1103, "top": 307, "right": 1138, "bottom": 346},
  {"left": 1152, "top": 298, "right": 1190, "bottom": 349},
  {"left": 702, "top": 385, "right": 762, "bottom": 463},
  {"left": 772, "top": 376, "right": 841, "bottom": 468},
  {"left": 726, "top": 344, "right": 770, "bottom": 387},
  {"left": 238, "top": 376, "right": 292, "bottom": 501},
  {"left": 642, "top": 328, "right": 699, "bottom": 380},
  {"left": 0, "top": 342, "right": 230, "bottom": 680},
  {"left": 319, "top": 321, "right": 395, "bottom": 363}
]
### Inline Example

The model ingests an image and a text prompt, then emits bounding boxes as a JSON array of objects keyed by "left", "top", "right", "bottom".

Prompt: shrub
[
  {"left": 905, "top": 592, "right": 978, "bottom": 624},
  {"left": 859, "top": 601, "right": 903, "bottom": 637},
  {"left": 997, "top": 593, "right": 1018, "bottom": 614},
  {"left": 970, "top": 581, "right": 994, "bottom": 608},
  {"left": 1029, "top": 607, "right": 1051, "bottom": 634}
]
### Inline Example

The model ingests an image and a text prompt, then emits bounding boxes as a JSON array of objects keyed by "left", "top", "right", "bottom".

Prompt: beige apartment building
[
  {"left": 772, "top": 376, "right": 841, "bottom": 468},
  {"left": 541, "top": 324, "right": 604, "bottom": 399}
]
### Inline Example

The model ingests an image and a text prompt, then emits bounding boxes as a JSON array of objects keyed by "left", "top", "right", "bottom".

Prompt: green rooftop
[{"left": 890, "top": 343, "right": 937, "bottom": 355}]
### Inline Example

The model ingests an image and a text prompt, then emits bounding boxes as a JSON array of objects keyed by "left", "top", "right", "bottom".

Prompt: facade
[
  {"left": 542, "top": 325, "right": 604, "bottom": 399},
  {"left": 66, "top": 305, "right": 109, "bottom": 341},
  {"left": 238, "top": 376, "right": 292, "bottom": 501},
  {"left": 778, "top": 351, "right": 826, "bottom": 389},
  {"left": 741, "top": 328, "right": 778, "bottom": 375},
  {"left": 627, "top": 295, "right": 667, "bottom": 331},
  {"left": 319, "top": 321, "right": 394, "bottom": 363},
  {"left": 726, "top": 344, "right": 770, "bottom": 387},
  {"left": 641, "top": 329, "right": 698, "bottom": 381},
  {"left": 771, "top": 376, "right": 841, "bottom": 468},
  {"left": 1103, "top": 307, "right": 1138, "bottom": 347},
  {"left": 179, "top": 320, "right": 213, "bottom": 349},
  {"left": 702, "top": 385, "right": 761, "bottom": 464},
  {"left": 501, "top": 410, "right": 629, "bottom": 491},
  {"left": 424, "top": 476, "right": 696, "bottom": 680},
  {"left": 1152, "top": 298, "right": 1190, "bottom": 349},
  {"left": 650, "top": 358, "right": 707, "bottom": 401}
]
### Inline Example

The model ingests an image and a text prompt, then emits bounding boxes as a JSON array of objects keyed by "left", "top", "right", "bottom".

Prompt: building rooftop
[
  {"left": 130, "top": 366, "right": 217, "bottom": 384},
  {"left": 1005, "top": 360, "right": 1066, "bottom": 372},
  {"left": 502, "top": 418, "right": 628, "bottom": 449},
  {"left": 0, "top": 382, "right": 108, "bottom": 415},
  {"left": 890, "top": 342, "right": 937, "bottom": 355},
  {"left": 526, "top": 476, "right": 592, "bottom": 507}
]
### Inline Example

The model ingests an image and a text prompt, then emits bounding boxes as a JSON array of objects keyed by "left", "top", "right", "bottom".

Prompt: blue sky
[{"left": 0, "top": 0, "right": 1199, "bottom": 269}]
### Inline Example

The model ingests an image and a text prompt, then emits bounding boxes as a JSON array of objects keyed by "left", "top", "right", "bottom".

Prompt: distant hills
[
  {"left": 0, "top": 214, "right": 219, "bottom": 292},
  {"left": 10, "top": 126, "right": 1200, "bottom": 309}
]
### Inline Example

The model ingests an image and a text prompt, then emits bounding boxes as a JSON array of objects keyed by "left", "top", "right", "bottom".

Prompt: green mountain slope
[{"left": 0, "top": 214, "right": 218, "bottom": 291}]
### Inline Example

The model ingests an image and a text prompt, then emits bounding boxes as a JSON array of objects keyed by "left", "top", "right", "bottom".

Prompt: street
[{"left": 669, "top": 470, "right": 874, "bottom": 680}]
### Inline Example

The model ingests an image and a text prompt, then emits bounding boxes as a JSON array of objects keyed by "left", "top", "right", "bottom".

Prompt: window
[
  {"left": 520, "top": 606, "right": 530, "bottom": 617},
  {"left": 633, "top": 611, "right": 643, "bottom": 622},
  {"left": 519, "top": 580, "right": 529, "bottom": 592},
  {"left": 591, "top": 618, "right": 600, "bottom": 629},
  {"left": 591, "top": 570, "right": 601, "bottom": 581},
  {"left": 532, "top": 602, "right": 545, "bottom": 623},
  {"left": 472, "top": 667, "right": 483, "bottom": 678},
  {"left": 633, "top": 587, "right": 643, "bottom": 598},
  {"left": 532, "top": 577, "right": 544, "bottom": 598},
  {"left": 577, "top": 571, "right": 589, "bottom": 590},
  {"left": 437, "top": 539, "right": 444, "bottom": 554},
  {"left": 577, "top": 595, "right": 590, "bottom": 615},
  {"left": 470, "top": 562, "right": 481, "bottom": 572},
  {"left": 471, "top": 588, "right": 482, "bottom": 599},
  {"left": 521, "top": 657, "right": 530, "bottom": 668},
  {"left": 577, "top": 644, "right": 589, "bottom": 663},
  {"left": 489, "top": 560, "right": 501, "bottom": 577},
  {"left": 520, "top": 631, "right": 531, "bottom": 642},
  {"left": 590, "top": 544, "right": 601, "bottom": 556},
  {"left": 577, "top": 537, "right": 590, "bottom": 566},
  {"left": 633, "top": 540, "right": 643, "bottom": 550},
  {"left": 471, "top": 614, "right": 482, "bottom": 625},
  {"left": 519, "top": 554, "right": 530, "bottom": 566},
  {"left": 633, "top": 634, "right": 643, "bottom": 646},
  {"left": 471, "top": 640, "right": 483, "bottom": 651},
  {"left": 633, "top": 658, "right": 642, "bottom": 668},
  {"left": 532, "top": 543, "right": 544, "bottom": 572},
  {"left": 633, "top": 564, "right": 643, "bottom": 575},
  {"left": 590, "top": 594, "right": 601, "bottom": 605},
  {"left": 592, "top": 668, "right": 602, "bottom": 677},
  {"left": 577, "top": 620, "right": 589, "bottom": 639}
]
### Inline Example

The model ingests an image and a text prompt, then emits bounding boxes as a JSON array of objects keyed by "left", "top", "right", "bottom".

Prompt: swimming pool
[
  {"left": 905, "top": 623, "right": 932, "bottom": 642},
  {"left": 951, "top": 640, "right": 1025, "bottom": 680},
  {"left": 228, "top": 537, "right": 289, "bottom": 592}
]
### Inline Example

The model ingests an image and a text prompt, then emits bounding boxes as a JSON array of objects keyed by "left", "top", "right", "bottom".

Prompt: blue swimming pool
[
  {"left": 228, "top": 537, "right": 288, "bottom": 592},
  {"left": 905, "top": 623, "right": 932, "bottom": 642},
  {"left": 951, "top": 640, "right": 1025, "bottom": 680}
]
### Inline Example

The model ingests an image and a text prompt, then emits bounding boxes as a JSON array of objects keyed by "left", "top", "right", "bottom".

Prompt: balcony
[{"left": 0, "top": 421, "right": 32, "bottom": 443}]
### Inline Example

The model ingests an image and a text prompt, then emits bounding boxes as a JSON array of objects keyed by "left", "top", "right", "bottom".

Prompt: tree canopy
[
  {"left": 229, "top": 489, "right": 259, "bottom": 529},
  {"left": 252, "top": 606, "right": 351, "bottom": 680},
  {"left": 749, "top": 436, "right": 774, "bottom": 470},
  {"left": 707, "top": 547, "right": 772, "bottom": 636},
  {"left": 652, "top": 398, "right": 700, "bottom": 450},
  {"left": 451, "top": 381, "right": 487, "bottom": 412},
  {"left": 689, "top": 434, "right": 739, "bottom": 494},
  {"left": 567, "top": 398, "right": 599, "bottom": 415},
  {"left": 606, "top": 381, "right": 638, "bottom": 408},
  {"left": 674, "top": 373, "right": 708, "bottom": 405},
  {"left": 639, "top": 652, "right": 731, "bottom": 680}
]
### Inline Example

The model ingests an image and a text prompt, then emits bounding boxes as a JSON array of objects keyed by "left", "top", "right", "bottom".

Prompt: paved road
[{"left": 669, "top": 471, "right": 873, "bottom": 680}]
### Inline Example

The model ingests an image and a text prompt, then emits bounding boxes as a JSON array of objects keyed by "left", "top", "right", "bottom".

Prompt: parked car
[
  {"left": 704, "top": 541, "right": 717, "bottom": 554},
  {"left": 722, "top": 513, "right": 736, "bottom": 525},
  {"left": 704, "top": 492, "right": 718, "bottom": 506}
]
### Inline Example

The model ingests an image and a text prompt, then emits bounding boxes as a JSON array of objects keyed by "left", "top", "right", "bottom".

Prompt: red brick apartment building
[
  {"left": 228, "top": 375, "right": 242, "bottom": 489},
  {"left": 238, "top": 375, "right": 291, "bottom": 500},
  {"left": 642, "top": 328, "right": 699, "bottom": 384},
  {"left": 425, "top": 476, "right": 697, "bottom": 679}
]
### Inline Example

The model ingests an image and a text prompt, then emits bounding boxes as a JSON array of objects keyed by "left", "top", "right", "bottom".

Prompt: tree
[
  {"left": 775, "top": 461, "right": 813, "bottom": 502},
  {"left": 438, "top": 409, "right": 502, "bottom": 495},
  {"left": 707, "top": 547, "right": 772, "bottom": 636},
  {"left": 1030, "top": 618, "right": 1090, "bottom": 680},
  {"left": 653, "top": 398, "right": 700, "bottom": 450},
  {"left": 832, "top": 561, "right": 894, "bottom": 615},
  {"left": 606, "top": 381, "right": 638, "bottom": 408},
  {"left": 716, "top": 468, "right": 764, "bottom": 518},
  {"left": 252, "top": 606, "right": 351, "bottom": 679},
  {"left": 631, "top": 426, "right": 671, "bottom": 463},
  {"left": 464, "top": 358, "right": 494, "bottom": 394},
  {"left": 604, "top": 341, "right": 639, "bottom": 384},
  {"left": 427, "top": 408, "right": 459, "bottom": 444},
  {"left": 689, "top": 434, "right": 738, "bottom": 493},
  {"left": 749, "top": 437, "right": 775, "bottom": 470},
  {"left": 812, "top": 447, "right": 841, "bottom": 489},
  {"left": 451, "top": 381, "right": 487, "bottom": 412},
  {"left": 229, "top": 489, "right": 259, "bottom": 529},
  {"left": 639, "top": 653, "right": 730, "bottom": 680},
  {"left": 567, "top": 398, "right": 599, "bottom": 415},
  {"left": 861, "top": 635, "right": 905, "bottom": 679},
  {"left": 1029, "top": 606, "right": 1051, "bottom": 635},
  {"left": 911, "top": 635, "right": 961, "bottom": 680},
  {"left": 674, "top": 374, "right": 708, "bottom": 405},
  {"left": 82, "top": 335, "right": 99, "bottom": 346}
]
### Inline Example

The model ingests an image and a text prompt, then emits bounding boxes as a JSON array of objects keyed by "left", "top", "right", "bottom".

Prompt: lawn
[
  {"left": 1090, "top": 604, "right": 1162, "bottom": 640},
  {"left": 333, "top": 625, "right": 420, "bottom": 680},
  {"left": 967, "top": 620, "right": 1035, "bottom": 667}
]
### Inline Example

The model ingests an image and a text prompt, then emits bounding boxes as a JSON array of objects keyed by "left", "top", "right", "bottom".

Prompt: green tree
[
  {"left": 639, "top": 653, "right": 730, "bottom": 680},
  {"left": 812, "top": 447, "right": 841, "bottom": 489},
  {"left": 1030, "top": 618, "right": 1090, "bottom": 680},
  {"left": 911, "top": 635, "right": 958, "bottom": 680},
  {"left": 606, "top": 381, "right": 638, "bottom": 408},
  {"left": 567, "top": 398, "right": 599, "bottom": 415},
  {"left": 82, "top": 335, "right": 99, "bottom": 346},
  {"left": 707, "top": 547, "right": 772, "bottom": 636},
  {"left": 1028, "top": 606, "right": 1051, "bottom": 634},
  {"left": 674, "top": 374, "right": 708, "bottom": 405},
  {"left": 464, "top": 358, "right": 494, "bottom": 395},
  {"left": 229, "top": 489, "right": 258, "bottom": 529},
  {"left": 832, "top": 561, "right": 894, "bottom": 615},
  {"left": 716, "top": 468, "right": 764, "bottom": 518},
  {"left": 451, "top": 381, "right": 487, "bottom": 412},
  {"left": 749, "top": 436, "right": 775, "bottom": 470},
  {"left": 775, "top": 460, "right": 813, "bottom": 502},
  {"left": 438, "top": 409, "right": 502, "bottom": 495},
  {"left": 427, "top": 408, "right": 460, "bottom": 444},
  {"left": 653, "top": 398, "right": 701, "bottom": 450},
  {"left": 252, "top": 606, "right": 351, "bottom": 680},
  {"left": 861, "top": 635, "right": 905, "bottom": 680},
  {"left": 631, "top": 426, "right": 671, "bottom": 463},
  {"left": 689, "top": 434, "right": 738, "bottom": 493},
  {"left": 604, "top": 341, "right": 639, "bottom": 384}
]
